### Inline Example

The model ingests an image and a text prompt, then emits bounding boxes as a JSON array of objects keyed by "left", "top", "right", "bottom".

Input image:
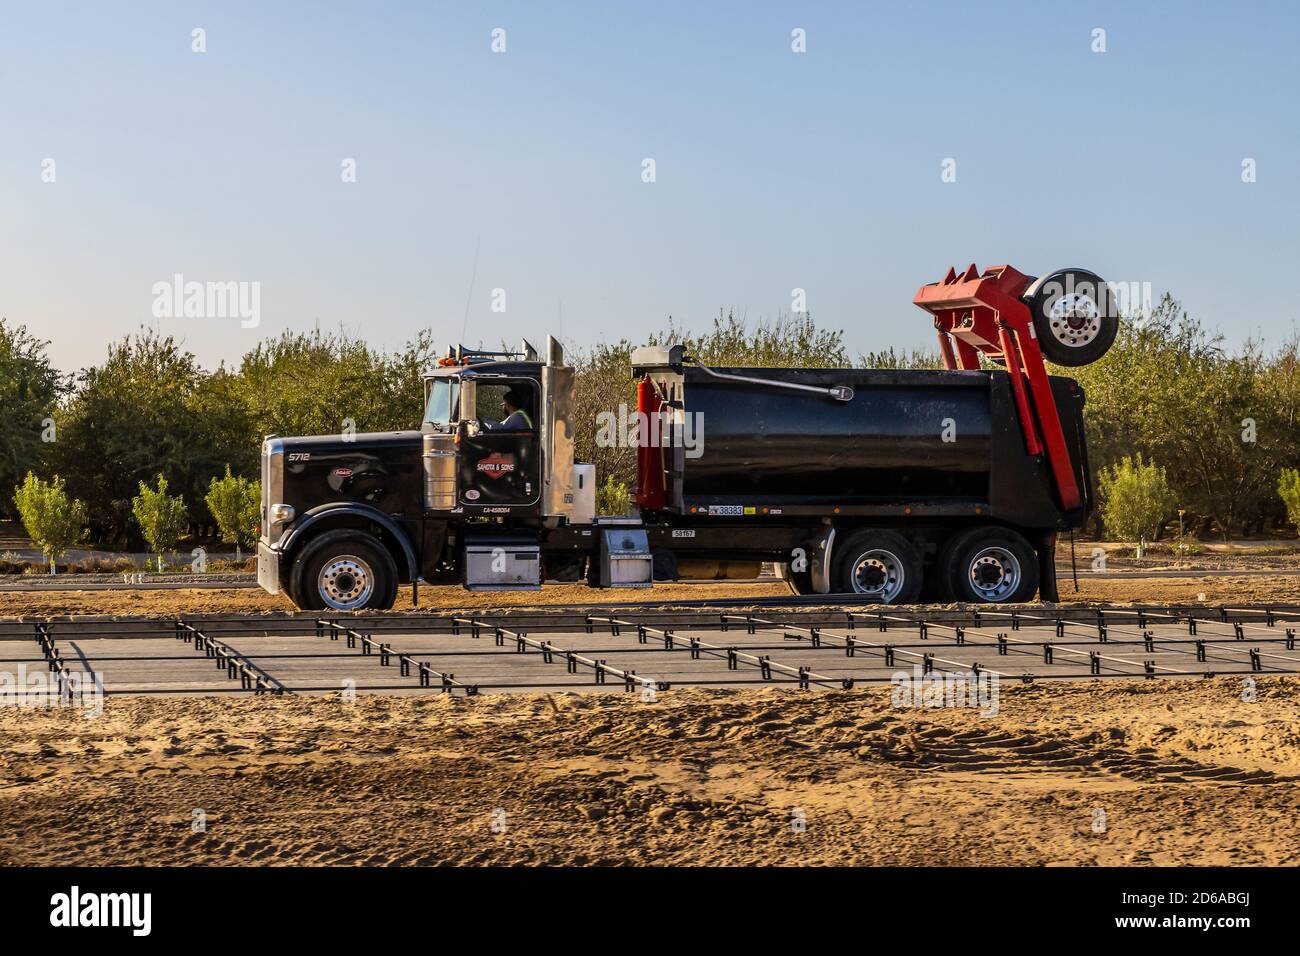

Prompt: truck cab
[{"left": 257, "top": 337, "right": 614, "bottom": 611}]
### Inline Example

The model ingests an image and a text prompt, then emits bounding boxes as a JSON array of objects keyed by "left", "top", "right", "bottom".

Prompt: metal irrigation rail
[
  {"left": 315, "top": 619, "right": 479, "bottom": 695},
  {"left": 175, "top": 620, "right": 287, "bottom": 695},
  {"left": 450, "top": 617, "right": 666, "bottom": 693}
]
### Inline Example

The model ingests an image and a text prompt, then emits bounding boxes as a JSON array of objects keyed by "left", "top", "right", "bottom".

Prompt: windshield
[{"left": 424, "top": 378, "right": 460, "bottom": 425}]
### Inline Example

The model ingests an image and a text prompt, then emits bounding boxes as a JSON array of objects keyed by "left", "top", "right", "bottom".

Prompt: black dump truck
[{"left": 257, "top": 264, "right": 1116, "bottom": 611}]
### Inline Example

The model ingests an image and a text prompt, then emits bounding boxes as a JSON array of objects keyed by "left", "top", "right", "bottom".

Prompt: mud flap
[{"left": 1038, "top": 535, "right": 1059, "bottom": 602}]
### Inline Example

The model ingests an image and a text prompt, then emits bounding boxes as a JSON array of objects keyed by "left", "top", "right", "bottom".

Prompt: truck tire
[
  {"left": 293, "top": 530, "right": 398, "bottom": 611},
  {"left": 940, "top": 526, "right": 1039, "bottom": 604},
  {"left": 831, "top": 529, "right": 922, "bottom": 603},
  {"left": 1024, "top": 268, "right": 1118, "bottom": 367}
]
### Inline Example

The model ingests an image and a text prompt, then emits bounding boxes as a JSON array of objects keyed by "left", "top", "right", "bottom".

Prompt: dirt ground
[
  {"left": 2, "top": 576, "right": 1299, "bottom": 867},
  {"left": 1, "top": 678, "right": 1297, "bottom": 866},
  {"left": 1, "top": 573, "right": 1299, "bottom": 619}
]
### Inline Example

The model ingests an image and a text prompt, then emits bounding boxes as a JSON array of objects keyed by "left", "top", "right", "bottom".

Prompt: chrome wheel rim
[
  {"left": 319, "top": 555, "right": 374, "bottom": 610},
  {"left": 1047, "top": 291, "right": 1102, "bottom": 349},
  {"left": 968, "top": 547, "right": 1020, "bottom": 602},
  {"left": 849, "top": 549, "right": 906, "bottom": 602}
]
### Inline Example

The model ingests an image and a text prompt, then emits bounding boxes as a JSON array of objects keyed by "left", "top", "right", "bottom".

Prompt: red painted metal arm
[{"left": 913, "top": 264, "right": 1082, "bottom": 512}]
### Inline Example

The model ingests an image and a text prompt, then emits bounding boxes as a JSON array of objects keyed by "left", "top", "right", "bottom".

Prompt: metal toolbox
[
  {"left": 464, "top": 540, "right": 541, "bottom": 591},
  {"left": 597, "top": 527, "right": 653, "bottom": 588}
]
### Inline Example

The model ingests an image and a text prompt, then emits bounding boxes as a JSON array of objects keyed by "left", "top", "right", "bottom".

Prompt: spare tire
[{"left": 1023, "top": 268, "right": 1118, "bottom": 367}]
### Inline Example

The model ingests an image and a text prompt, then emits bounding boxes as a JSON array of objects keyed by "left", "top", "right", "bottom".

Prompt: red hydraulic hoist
[{"left": 913, "top": 263, "right": 1111, "bottom": 514}]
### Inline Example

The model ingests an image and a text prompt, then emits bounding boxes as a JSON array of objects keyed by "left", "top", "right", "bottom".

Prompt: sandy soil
[
  {"left": 0, "top": 574, "right": 1298, "bottom": 619},
  {"left": 1, "top": 678, "right": 1297, "bottom": 866}
]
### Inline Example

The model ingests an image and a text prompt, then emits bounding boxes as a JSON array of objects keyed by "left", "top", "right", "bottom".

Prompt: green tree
[
  {"left": 205, "top": 466, "right": 261, "bottom": 560},
  {"left": 596, "top": 475, "right": 632, "bottom": 516},
  {"left": 132, "top": 475, "right": 189, "bottom": 571},
  {"left": 12, "top": 473, "right": 87, "bottom": 574},
  {"left": 1279, "top": 468, "right": 1300, "bottom": 530},
  {"left": 1098, "top": 455, "right": 1177, "bottom": 556},
  {"left": 52, "top": 330, "right": 245, "bottom": 546},
  {"left": 0, "top": 320, "right": 67, "bottom": 517}
]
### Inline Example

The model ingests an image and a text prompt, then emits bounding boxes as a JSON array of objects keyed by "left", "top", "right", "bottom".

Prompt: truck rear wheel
[
  {"left": 831, "top": 530, "right": 922, "bottom": 603},
  {"left": 294, "top": 530, "right": 398, "bottom": 611},
  {"left": 1024, "top": 268, "right": 1118, "bottom": 367},
  {"left": 940, "top": 526, "right": 1039, "bottom": 604}
]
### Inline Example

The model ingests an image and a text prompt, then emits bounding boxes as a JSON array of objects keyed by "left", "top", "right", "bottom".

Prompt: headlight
[{"left": 270, "top": 503, "right": 295, "bottom": 523}]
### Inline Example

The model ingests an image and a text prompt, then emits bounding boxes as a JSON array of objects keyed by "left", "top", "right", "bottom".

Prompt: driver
[{"left": 482, "top": 388, "right": 533, "bottom": 431}]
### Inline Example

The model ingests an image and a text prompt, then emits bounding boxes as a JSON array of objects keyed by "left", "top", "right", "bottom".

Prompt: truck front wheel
[
  {"left": 292, "top": 530, "right": 399, "bottom": 611},
  {"left": 940, "top": 527, "right": 1039, "bottom": 604},
  {"left": 831, "top": 530, "right": 922, "bottom": 603}
]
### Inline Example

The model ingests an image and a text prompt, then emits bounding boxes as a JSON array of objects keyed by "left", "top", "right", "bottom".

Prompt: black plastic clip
[
  {"left": 759, "top": 656, "right": 773, "bottom": 680},
  {"left": 810, "top": 628, "right": 821, "bottom": 648},
  {"left": 1043, "top": 643, "right": 1054, "bottom": 664},
  {"left": 997, "top": 633, "right": 1008, "bottom": 656},
  {"left": 1250, "top": 648, "right": 1262, "bottom": 672},
  {"left": 1143, "top": 630, "right": 1154, "bottom": 653},
  {"left": 1143, "top": 660, "right": 1156, "bottom": 679},
  {"left": 1089, "top": 651, "right": 1101, "bottom": 675},
  {"left": 845, "top": 634, "right": 856, "bottom": 657},
  {"left": 1234, "top": 622, "right": 1244, "bottom": 641},
  {"left": 922, "top": 652, "right": 933, "bottom": 674},
  {"left": 884, "top": 644, "right": 894, "bottom": 667},
  {"left": 1196, "top": 640, "right": 1206, "bottom": 662},
  {"left": 955, "top": 626, "right": 966, "bottom": 646},
  {"left": 689, "top": 637, "right": 701, "bottom": 660},
  {"left": 727, "top": 647, "right": 738, "bottom": 670},
  {"left": 797, "top": 667, "right": 810, "bottom": 690}
]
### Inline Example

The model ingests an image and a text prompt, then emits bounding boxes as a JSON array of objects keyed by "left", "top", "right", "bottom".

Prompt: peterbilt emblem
[
  {"left": 332, "top": 467, "right": 353, "bottom": 478},
  {"left": 475, "top": 452, "right": 516, "bottom": 479}
]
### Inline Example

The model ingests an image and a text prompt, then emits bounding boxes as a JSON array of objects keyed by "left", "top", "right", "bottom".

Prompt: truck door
[{"left": 459, "top": 378, "right": 541, "bottom": 507}]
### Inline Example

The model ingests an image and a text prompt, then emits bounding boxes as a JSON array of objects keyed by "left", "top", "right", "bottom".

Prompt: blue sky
[{"left": 2, "top": 0, "right": 1296, "bottom": 373}]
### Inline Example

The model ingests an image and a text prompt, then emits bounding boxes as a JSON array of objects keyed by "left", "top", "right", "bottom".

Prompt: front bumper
[{"left": 257, "top": 541, "right": 282, "bottom": 595}]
